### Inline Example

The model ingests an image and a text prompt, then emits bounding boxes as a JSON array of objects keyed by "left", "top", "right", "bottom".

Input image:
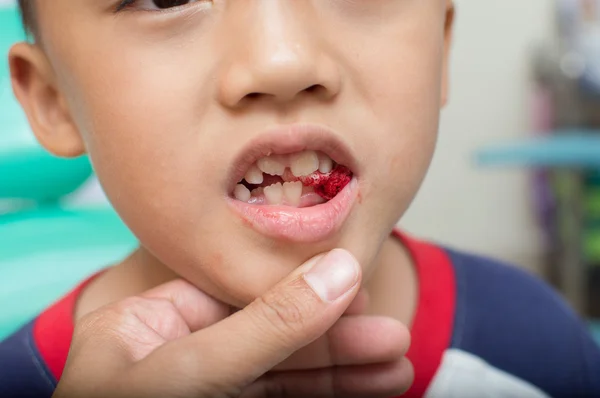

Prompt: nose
[{"left": 217, "top": 2, "right": 341, "bottom": 108}]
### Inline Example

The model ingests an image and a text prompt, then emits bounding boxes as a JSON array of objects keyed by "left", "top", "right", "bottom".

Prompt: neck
[
  {"left": 365, "top": 234, "right": 418, "bottom": 325},
  {"left": 76, "top": 234, "right": 418, "bottom": 326},
  {"left": 74, "top": 248, "right": 178, "bottom": 320}
]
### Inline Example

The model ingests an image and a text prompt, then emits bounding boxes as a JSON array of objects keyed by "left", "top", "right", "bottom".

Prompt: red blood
[{"left": 299, "top": 165, "right": 352, "bottom": 200}]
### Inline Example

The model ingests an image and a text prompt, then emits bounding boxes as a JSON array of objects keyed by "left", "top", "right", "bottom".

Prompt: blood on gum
[{"left": 299, "top": 166, "right": 352, "bottom": 201}]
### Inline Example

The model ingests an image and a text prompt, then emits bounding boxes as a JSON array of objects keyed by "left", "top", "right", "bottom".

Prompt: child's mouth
[
  {"left": 226, "top": 124, "right": 360, "bottom": 243},
  {"left": 231, "top": 150, "right": 353, "bottom": 207}
]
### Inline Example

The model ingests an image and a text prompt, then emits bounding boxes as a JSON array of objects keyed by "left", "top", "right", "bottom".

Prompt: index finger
[{"left": 273, "top": 316, "right": 410, "bottom": 371}]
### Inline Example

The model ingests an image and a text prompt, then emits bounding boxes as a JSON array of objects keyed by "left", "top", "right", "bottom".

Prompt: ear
[
  {"left": 9, "top": 42, "right": 85, "bottom": 158},
  {"left": 440, "top": 1, "right": 455, "bottom": 107}
]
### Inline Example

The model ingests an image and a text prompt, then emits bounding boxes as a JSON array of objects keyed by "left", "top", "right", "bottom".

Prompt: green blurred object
[
  {"left": 0, "top": 5, "right": 93, "bottom": 203},
  {"left": 0, "top": 206, "right": 137, "bottom": 340},
  {"left": 0, "top": 147, "right": 93, "bottom": 202}
]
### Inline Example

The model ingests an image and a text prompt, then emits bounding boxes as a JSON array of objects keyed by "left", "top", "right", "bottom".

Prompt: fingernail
[{"left": 304, "top": 249, "right": 360, "bottom": 302}]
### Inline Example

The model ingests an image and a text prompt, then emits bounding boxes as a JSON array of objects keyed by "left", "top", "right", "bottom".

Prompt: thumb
[{"left": 143, "top": 249, "right": 361, "bottom": 395}]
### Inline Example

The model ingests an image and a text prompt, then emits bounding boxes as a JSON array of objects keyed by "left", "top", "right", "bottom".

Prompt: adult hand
[{"left": 53, "top": 249, "right": 413, "bottom": 398}]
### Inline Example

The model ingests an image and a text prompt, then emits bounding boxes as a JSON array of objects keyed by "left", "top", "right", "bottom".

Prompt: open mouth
[
  {"left": 226, "top": 125, "right": 359, "bottom": 242},
  {"left": 231, "top": 150, "right": 353, "bottom": 207}
]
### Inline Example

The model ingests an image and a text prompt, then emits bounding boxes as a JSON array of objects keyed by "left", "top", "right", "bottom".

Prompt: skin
[
  {"left": 54, "top": 252, "right": 414, "bottom": 397},
  {"left": 11, "top": 0, "right": 453, "bottom": 309},
  {"left": 10, "top": 0, "right": 454, "bottom": 392}
]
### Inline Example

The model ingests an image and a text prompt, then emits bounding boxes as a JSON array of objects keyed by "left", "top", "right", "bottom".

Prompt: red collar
[
  {"left": 33, "top": 272, "right": 99, "bottom": 381},
  {"left": 34, "top": 231, "right": 455, "bottom": 397},
  {"left": 395, "top": 231, "right": 456, "bottom": 397}
]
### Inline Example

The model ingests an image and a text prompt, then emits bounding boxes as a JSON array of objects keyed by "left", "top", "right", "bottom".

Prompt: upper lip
[{"left": 226, "top": 124, "right": 360, "bottom": 193}]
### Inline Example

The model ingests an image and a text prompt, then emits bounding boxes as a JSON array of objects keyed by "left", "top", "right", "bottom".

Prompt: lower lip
[{"left": 228, "top": 178, "right": 358, "bottom": 243}]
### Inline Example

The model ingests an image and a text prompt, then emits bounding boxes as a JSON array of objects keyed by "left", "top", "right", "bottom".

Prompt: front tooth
[
  {"left": 257, "top": 156, "right": 286, "bottom": 176},
  {"left": 283, "top": 181, "right": 303, "bottom": 207},
  {"left": 234, "top": 184, "right": 251, "bottom": 202},
  {"left": 264, "top": 183, "right": 283, "bottom": 205},
  {"left": 251, "top": 187, "right": 264, "bottom": 197},
  {"left": 318, "top": 155, "right": 333, "bottom": 174},
  {"left": 245, "top": 165, "right": 264, "bottom": 184},
  {"left": 291, "top": 151, "right": 319, "bottom": 177}
]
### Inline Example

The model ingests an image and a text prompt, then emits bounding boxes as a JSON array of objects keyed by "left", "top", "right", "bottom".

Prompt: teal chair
[
  {"left": 0, "top": 208, "right": 137, "bottom": 340},
  {"left": 0, "top": 5, "right": 137, "bottom": 340}
]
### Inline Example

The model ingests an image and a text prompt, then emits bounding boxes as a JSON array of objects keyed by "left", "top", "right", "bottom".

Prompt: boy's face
[{"left": 13, "top": 0, "right": 453, "bottom": 306}]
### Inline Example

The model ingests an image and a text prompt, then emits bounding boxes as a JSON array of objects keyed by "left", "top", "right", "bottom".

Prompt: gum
[{"left": 299, "top": 166, "right": 352, "bottom": 200}]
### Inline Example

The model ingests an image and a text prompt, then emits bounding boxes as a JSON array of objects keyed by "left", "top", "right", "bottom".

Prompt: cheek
[
  {"left": 362, "top": 54, "right": 441, "bottom": 204},
  {"left": 55, "top": 34, "right": 219, "bottom": 192},
  {"left": 59, "top": 58, "right": 223, "bottom": 267},
  {"left": 341, "top": 29, "right": 443, "bottom": 233},
  {"left": 369, "top": 40, "right": 443, "bottom": 150},
  {"left": 60, "top": 47, "right": 219, "bottom": 220},
  {"left": 86, "top": 95, "right": 196, "bottom": 237}
]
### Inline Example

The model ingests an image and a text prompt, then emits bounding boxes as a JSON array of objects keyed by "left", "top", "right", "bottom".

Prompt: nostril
[
  {"left": 241, "top": 84, "right": 327, "bottom": 104},
  {"left": 241, "top": 92, "right": 274, "bottom": 104},
  {"left": 305, "top": 84, "right": 324, "bottom": 94},
  {"left": 246, "top": 92, "right": 263, "bottom": 100}
]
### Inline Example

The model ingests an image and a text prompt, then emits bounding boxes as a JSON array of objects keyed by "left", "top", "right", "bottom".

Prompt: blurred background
[
  {"left": 1, "top": 0, "right": 600, "bottom": 340},
  {"left": 406, "top": 0, "right": 600, "bottom": 323}
]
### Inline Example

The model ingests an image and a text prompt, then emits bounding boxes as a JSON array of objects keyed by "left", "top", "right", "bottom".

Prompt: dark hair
[{"left": 17, "top": 0, "right": 36, "bottom": 37}]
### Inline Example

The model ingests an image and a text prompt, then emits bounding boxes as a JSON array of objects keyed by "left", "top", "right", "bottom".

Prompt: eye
[{"left": 117, "top": 0, "right": 201, "bottom": 12}]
